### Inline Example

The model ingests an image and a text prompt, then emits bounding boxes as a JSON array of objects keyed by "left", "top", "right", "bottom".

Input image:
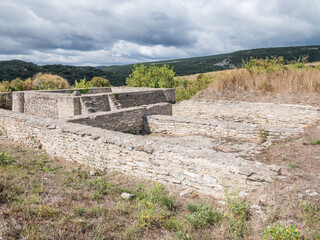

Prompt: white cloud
[{"left": 0, "top": 0, "right": 319, "bottom": 65}]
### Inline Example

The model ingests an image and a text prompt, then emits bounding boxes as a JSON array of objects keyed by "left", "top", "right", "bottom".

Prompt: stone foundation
[
  {"left": 0, "top": 108, "right": 280, "bottom": 198},
  {"left": 11, "top": 87, "right": 175, "bottom": 119}
]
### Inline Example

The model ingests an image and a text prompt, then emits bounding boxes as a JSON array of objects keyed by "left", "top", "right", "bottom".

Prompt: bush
[
  {"left": 0, "top": 78, "right": 27, "bottom": 92},
  {"left": 134, "top": 183, "right": 176, "bottom": 227},
  {"left": 32, "top": 73, "right": 70, "bottom": 90},
  {"left": 0, "top": 152, "right": 13, "bottom": 166},
  {"left": 73, "top": 78, "right": 92, "bottom": 89},
  {"left": 90, "top": 77, "right": 111, "bottom": 87},
  {"left": 174, "top": 75, "right": 213, "bottom": 102},
  {"left": 185, "top": 203, "right": 222, "bottom": 228},
  {"left": 0, "top": 81, "right": 11, "bottom": 92},
  {"left": 126, "top": 64, "right": 175, "bottom": 88},
  {"left": 9, "top": 78, "right": 27, "bottom": 91},
  {"left": 225, "top": 195, "right": 250, "bottom": 239},
  {"left": 263, "top": 223, "right": 302, "bottom": 240}
]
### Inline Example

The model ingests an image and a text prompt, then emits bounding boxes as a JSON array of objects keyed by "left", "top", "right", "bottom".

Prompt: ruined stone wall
[
  {"left": 80, "top": 94, "right": 110, "bottom": 114},
  {"left": 0, "top": 93, "right": 12, "bottom": 110},
  {"left": 68, "top": 103, "right": 172, "bottom": 134},
  {"left": 146, "top": 115, "right": 302, "bottom": 142},
  {"left": 0, "top": 108, "right": 279, "bottom": 198},
  {"left": 173, "top": 100, "right": 320, "bottom": 129},
  {"left": 17, "top": 92, "right": 80, "bottom": 119},
  {"left": 41, "top": 87, "right": 112, "bottom": 94},
  {"left": 114, "top": 89, "right": 175, "bottom": 108},
  {"left": 11, "top": 88, "right": 175, "bottom": 118}
]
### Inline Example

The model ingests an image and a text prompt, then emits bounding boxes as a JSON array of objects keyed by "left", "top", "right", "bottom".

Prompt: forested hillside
[
  {"left": 1, "top": 45, "right": 319, "bottom": 86},
  {"left": 0, "top": 60, "right": 109, "bottom": 86}
]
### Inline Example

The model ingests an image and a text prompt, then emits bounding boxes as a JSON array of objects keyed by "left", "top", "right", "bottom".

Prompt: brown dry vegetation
[
  {"left": 213, "top": 68, "right": 320, "bottom": 93},
  {"left": 194, "top": 64, "right": 320, "bottom": 106}
]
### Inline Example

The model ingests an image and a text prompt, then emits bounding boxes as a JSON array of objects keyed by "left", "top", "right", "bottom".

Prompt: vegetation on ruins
[
  {"left": 32, "top": 73, "right": 70, "bottom": 90},
  {"left": 0, "top": 74, "right": 111, "bottom": 93},
  {"left": 90, "top": 76, "right": 112, "bottom": 87},
  {"left": 126, "top": 64, "right": 213, "bottom": 102},
  {"left": 0, "top": 73, "right": 70, "bottom": 92}
]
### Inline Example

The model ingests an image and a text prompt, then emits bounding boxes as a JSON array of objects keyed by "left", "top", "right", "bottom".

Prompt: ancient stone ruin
[{"left": 1, "top": 87, "right": 320, "bottom": 198}]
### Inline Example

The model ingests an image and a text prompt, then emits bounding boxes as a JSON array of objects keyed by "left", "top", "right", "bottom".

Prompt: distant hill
[
  {"left": 1, "top": 45, "right": 319, "bottom": 86},
  {"left": 101, "top": 45, "right": 320, "bottom": 85},
  {"left": 0, "top": 60, "right": 109, "bottom": 86}
]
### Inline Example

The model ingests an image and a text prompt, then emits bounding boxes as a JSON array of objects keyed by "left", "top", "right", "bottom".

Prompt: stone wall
[
  {"left": 13, "top": 92, "right": 81, "bottom": 119},
  {"left": 68, "top": 103, "right": 172, "bottom": 134},
  {"left": 114, "top": 89, "right": 175, "bottom": 108},
  {"left": 12, "top": 88, "right": 175, "bottom": 119},
  {"left": 80, "top": 94, "right": 110, "bottom": 114},
  {"left": 173, "top": 100, "right": 320, "bottom": 129},
  {"left": 146, "top": 115, "right": 301, "bottom": 142},
  {"left": 0, "top": 93, "right": 12, "bottom": 110},
  {"left": 41, "top": 87, "right": 112, "bottom": 94},
  {"left": 0, "top": 108, "right": 280, "bottom": 198}
]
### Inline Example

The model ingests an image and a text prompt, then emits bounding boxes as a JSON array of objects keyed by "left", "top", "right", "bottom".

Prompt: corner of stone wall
[
  {"left": 58, "top": 96, "right": 81, "bottom": 118},
  {"left": 162, "top": 89, "right": 176, "bottom": 103},
  {"left": 12, "top": 92, "right": 25, "bottom": 113}
]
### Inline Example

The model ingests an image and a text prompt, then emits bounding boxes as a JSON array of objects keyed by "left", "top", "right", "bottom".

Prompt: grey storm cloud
[{"left": 0, "top": 0, "right": 319, "bottom": 65}]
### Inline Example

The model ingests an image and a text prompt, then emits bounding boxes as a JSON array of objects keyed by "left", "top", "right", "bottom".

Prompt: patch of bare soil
[{"left": 194, "top": 89, "right": 320, "bottom": 107}]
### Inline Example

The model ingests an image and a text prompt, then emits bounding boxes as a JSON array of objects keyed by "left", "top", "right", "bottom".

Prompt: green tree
[
  {"left": 126, "top": 64, "right": 175, "bottom": 88},
  {"left": 73, "top": 78, "right": 92, "bottom": 89}
]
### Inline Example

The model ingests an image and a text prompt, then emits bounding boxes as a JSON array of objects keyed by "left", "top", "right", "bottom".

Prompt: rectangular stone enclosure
[{"left": 11, "top": 87, "right": 175, "bottom": 119}]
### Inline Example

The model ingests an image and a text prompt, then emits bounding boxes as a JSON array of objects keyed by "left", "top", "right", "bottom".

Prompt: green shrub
[
  {"left": 174, "top": 75, "right": 213, "bottom": 102},
  {"left": 263, "top": 223, "right": 302, "bottom": 240},
  {"left": 0, "top": 152, "right": 13, "bottom": 166},
  {"left": 185, "top": 203, "right": 222, "bottom": 228},
  {"left": 9, "top": 78, "right": 27, "bottom": 91},
  {"left": 225, "top": 195, "right": 250, "bottom": 239},
  {"left": 0, "top": 78, "right": 27, "bottom": 92},
  {"left": 89, "top": 76, "right": 111, "bottom": 87},
  {"left": 134, "top": 183, "right": 177, "bottom": 227},
  {"left": 73, "top": 78, "right": 92, "bottom": 89}
]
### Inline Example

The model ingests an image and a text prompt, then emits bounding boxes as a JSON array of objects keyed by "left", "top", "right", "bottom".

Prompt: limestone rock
[
  {"left": 179, "top": 189, "right": 193, "bottom": 197},
  {"left": 121, "top": 193, "right": 135, "bottom": 200},
  {"left": 71, "top": 91, "right": 81, "bottom": 96},
  {"left": 305, "top": 190, "right": 318, "bottom": 196}
]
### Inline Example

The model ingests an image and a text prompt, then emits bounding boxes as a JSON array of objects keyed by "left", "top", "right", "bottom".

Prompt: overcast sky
[{"left": 0, "top": 0, "right": 319, "bottom": 66}]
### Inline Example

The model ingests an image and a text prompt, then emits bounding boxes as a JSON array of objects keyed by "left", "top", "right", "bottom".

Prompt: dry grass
[
  {"left": 211, "top": 68, "right": 320, "bottom": 93},
  {"left": 0, "top": 140, "right": 253, "bottom": 240}
]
